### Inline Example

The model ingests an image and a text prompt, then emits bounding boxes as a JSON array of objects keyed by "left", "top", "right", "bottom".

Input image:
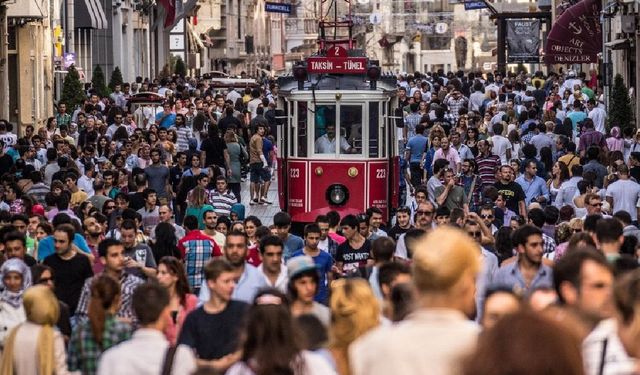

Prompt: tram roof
[{"left": 277, "top": 74, "right": 397, "bottom": 95}]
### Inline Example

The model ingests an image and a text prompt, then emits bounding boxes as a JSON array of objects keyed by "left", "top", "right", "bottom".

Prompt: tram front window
[{"left": 313, "top": 104, "right": 362, "bottom": 155}]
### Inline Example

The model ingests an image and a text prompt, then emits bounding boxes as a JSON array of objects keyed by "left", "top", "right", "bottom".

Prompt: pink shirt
[
  {"left": 432, "top": 147, "right": 461, "bottom": 169},
  {"left": 328, "top": 232, "right": 346, "bottom": 245},
  {"left": 164, "top": 293, "right": 198, "bottom": 345}
]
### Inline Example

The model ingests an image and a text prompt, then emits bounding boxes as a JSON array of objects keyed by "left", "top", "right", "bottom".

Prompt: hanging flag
[
  {"left": 158, "top": 0, "right": 176, "bottom": 28},
  {"left": 544, "top": 0, "right": 602, "bottom": 63}
]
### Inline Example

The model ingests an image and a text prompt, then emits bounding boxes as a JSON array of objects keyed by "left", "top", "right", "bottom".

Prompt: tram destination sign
[{"left": 307, "top": 57, "right": 368, "bottom": 74}]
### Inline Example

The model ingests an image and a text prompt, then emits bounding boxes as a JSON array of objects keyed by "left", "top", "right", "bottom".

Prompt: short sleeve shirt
[{"left": 336, "top": 240, "right": 371, "bottom": 278}]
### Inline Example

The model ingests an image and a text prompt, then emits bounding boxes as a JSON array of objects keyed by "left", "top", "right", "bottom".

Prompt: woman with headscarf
[
  {"left": 0, "top": 285, "right": 77, "bottom": 375},
  {"left": 607, "top": 126, "right": 625, "bottom": 153},
  {"left": 0, "top": 258, "right": 31, "bottom": 348}
]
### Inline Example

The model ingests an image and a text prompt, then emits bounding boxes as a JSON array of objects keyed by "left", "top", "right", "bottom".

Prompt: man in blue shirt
[
  {"left": 290, "top": 223, "right": 334, "bottom": 304},
  {"left": 493, "top": 225, "right": 553, "bottom": 296},
  {"left": 274, "top": 211, "right": 304, "bottom": 260},
  {"left": 515, "top": 160, "right": 549, "bottom": 205},
  {"left": 155, "top": 103, "right": 176, "bottom": 129},
  {"left": 405, "top": 124, "right": 428, "bottom": 188},
  {"left": 37, "top": 213, "right": 92, "bottom": 261}
]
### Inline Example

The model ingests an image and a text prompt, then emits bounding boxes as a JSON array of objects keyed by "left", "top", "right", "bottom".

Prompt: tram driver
[{"left": 314, "top": 124, "right": 356, "bottom": 154}]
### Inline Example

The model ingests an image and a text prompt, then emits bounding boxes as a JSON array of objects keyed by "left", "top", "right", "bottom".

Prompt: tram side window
[
  {"left": 297, "top": 102, "right": 308, "bottom": 157},
  {"left": 339, "top": 105, "right": 363, "bottom": 155},
  {"left": 369, "top": 102, "right": 379, "bottom": 158},
  {"left": 313, "top": 105, "right": 341, "bottom": 154}
]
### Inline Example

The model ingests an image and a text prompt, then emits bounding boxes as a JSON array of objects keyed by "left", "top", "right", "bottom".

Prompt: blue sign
[
  {"left": 265, "top": 2, "right": 292, "bottom": 13},
  {"left": 464, "top": 1, "right": 488, "bottom": 10}
]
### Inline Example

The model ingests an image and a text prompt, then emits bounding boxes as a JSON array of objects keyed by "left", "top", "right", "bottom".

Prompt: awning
[
  {"left": 544, "top": 0, "right": 601, "bottom": 64},
  {"left": 75, "top": 0, "right": 108, "bottom": 29}
]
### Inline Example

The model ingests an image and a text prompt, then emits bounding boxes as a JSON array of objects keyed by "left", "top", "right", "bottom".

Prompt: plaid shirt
[
  {"left": 75, "top": 273, "right": 144, "bottom": 322},
  {"left": 67, "top": 315, "right": 132, "bottom": 375},
  {"left": 178, "top": 230, "right": 222, "bottom": 290},
  {"left": 404, "top": 112, "right": 422, "bottom": 139},
  {"left": 542, "top": 233, "right": 557, "bottom": 254}
]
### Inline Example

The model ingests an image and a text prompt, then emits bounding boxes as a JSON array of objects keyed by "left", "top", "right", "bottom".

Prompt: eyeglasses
[
  {"left": 467, "top": 231, "right": 482, "bottom": 238},
  {"left": 416, "top": 210, "right": 433, "bottom": 216},
  {"left": 480, "top": 214, "right": 494, "bottom": 219},
  {"left": 589, "top": 202, "right": 603, "bottom": 207}
]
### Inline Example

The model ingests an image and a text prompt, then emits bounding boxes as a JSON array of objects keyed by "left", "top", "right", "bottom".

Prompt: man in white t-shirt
[
  {"left": 490, "top": 122, "right": 512, "bottom": 165},
  {"left": 605, "top": 164, "right": 640, "bottom": 221}
]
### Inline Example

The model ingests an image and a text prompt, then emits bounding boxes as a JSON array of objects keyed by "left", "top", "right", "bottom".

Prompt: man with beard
[
  {"left": 74, "top": 238, "right": 144, "bottom": 321},
  {"left": 197, "top": 230, "right": 266, "bottom": 304},
  {"left": 493, "top": 225, "right": 553, "bottom": 296},
  {"left": 43, "top": 224, "right": 94, "bottom": 314},
  {"left": 201, "top": 210, "right": 226, "bottom": 249},
  {"left": 387, "top": 207, "right": 413, "bottom": 242},
  {"left": 83, "top": 216, "right": 105, "bottom": 273},
  {"left": 120, "top": 219, "right": 157, "bottom": 279},
  {"left": 395, "top": 201, "right": 435, "bottom": 260},
  {"left": 494, "top": 165, "right": 527, "bottom": 219}
]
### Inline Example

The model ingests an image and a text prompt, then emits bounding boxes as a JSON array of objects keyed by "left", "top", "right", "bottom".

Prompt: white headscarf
[{"left": 0, "top": 258, "right": 32, "bottom": 308}]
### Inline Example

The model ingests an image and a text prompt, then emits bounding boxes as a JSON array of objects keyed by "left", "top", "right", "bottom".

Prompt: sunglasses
[
  {"left": 105, "top": 205, "right": 116, "bottom": 209},
  {"left": 572, "top": 228, "right": 582, "bottom": 233},
  {"left": 416, "top": 210, "right": 433, "bottom": 216},
  {"left": 480, "top": 214, "right": 494, "bottom": 219},
  {"left": 467, "top": 231, "right": 482, "bottom": 238}
]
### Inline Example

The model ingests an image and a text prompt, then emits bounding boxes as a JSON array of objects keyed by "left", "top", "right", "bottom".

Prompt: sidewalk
[{"left": 239, "top": 176, "right": 280, "bottom": 226}]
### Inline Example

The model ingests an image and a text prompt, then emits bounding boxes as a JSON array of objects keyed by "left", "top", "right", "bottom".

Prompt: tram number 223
[
  {"left": 290, "top": 168, "right": 301, "bottom": 178},
  {"left": 375, "top": 169, "right": 386, "bottom": 179}
]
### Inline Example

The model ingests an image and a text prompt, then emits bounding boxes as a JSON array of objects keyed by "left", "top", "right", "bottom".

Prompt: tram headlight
[{"left": 326, "top": 184, "right": 349, "bottom": 206}]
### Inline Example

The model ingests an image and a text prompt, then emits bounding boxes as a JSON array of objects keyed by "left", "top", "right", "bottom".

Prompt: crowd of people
[{"left": 0, "top": 67, "right": 639, "bottom": 375}]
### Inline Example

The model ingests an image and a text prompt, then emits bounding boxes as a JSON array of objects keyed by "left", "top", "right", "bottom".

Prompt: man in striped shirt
[
  {"left": 209, "top": 175, "right": 237, "bottom": 217},
  {"left": 476, "top": 140, "right": 501, "bottom": 188},
  {"left": 173, "top": 113, "right": 193, "bottom": 152}
]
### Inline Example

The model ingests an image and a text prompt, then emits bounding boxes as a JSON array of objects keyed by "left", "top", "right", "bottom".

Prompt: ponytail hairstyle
[{"left": 88, "top": 275, "right": 121, "bottom": 347}]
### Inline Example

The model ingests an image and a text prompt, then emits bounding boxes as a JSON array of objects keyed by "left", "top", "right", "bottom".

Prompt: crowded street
[{"left": 2, "top": 0, "right": 640, "bottom": 374}]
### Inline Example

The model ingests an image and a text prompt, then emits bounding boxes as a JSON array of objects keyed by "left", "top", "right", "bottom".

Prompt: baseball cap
[{"left": 287, "top": 256, "right": 317, "bottom": 279}]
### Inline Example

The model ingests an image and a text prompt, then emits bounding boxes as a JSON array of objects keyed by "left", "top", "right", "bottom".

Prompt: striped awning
[{"left": 75, "top": 0, "right": 108, "bottom": 30}]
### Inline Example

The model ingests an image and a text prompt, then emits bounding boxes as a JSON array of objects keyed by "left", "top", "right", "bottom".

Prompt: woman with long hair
[
  {"left": 507, "top": 129, "right": 522, "bottom": 160},
  {"left": 226, "top": 288, "right": 336, "bottom": 375},
  {"left": 157, "top": 256, "right": 198, "bottom": 345},
  {"left": 67, "top": 275, "right": 131, "bottom": 375},
  {"left": 225, "top": 128, "right": 247, "bottom": 202},
  {"left": 185, "top": 186, "right": 214, "bottom": 230},
  {"left": 45, "top": 117, "right": 57, "bottom": 139},
  {"left": 152, "top": 222, "right": 181, "bottom": 260},
  {"left": 0, "top": 285, "right": 75, "bottom": 375},
  {"left": 547, "top": 161, "right": 570, "bottom": 204},
  {"left": 0, "top": 258, "right": 31, "bottom": 347},
  {"left": 329, "top": 279, "right": 380, "bottom": 375},
  {"left": 182, "top": 154, "right": 206, "bottom": 178},
  {"left": 96, "top": 136, "right": 111, "bottom": 159},
  {"left": 465, "top": 127, "right": 480, "bottom": 156}
]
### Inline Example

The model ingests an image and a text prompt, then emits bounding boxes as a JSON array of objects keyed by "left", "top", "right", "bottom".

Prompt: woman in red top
[{"left": 157, "top": 256, "right": 198, "bottom": 345}]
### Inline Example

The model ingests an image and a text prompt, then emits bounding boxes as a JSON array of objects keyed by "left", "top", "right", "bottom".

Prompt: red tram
[{"left": 275, "top": 0, "right": 400, "bottom": 224}]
